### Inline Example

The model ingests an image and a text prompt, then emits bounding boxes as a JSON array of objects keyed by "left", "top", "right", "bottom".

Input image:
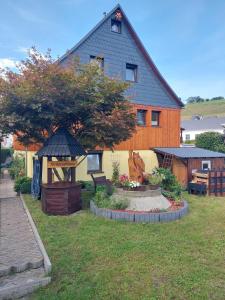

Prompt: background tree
[
  {"left": 195, "top": 132, "right": 225, "bottom": 153},
  {"left": 0, "top": 48, "right": 136, "bottom": 150}
]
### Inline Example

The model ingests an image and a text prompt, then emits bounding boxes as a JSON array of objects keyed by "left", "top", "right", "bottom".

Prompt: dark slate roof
[
  {"left": 57, "top": 4, "right": 183, "bottom": 108},
  {"left": 36, "top": 128, "right": 86, "bottom": 157},
  {"left": 181, "top": 117, "right": 225, "bottom": 131},
  {"left": 154, "top": 147, "right": 225, "bottom": 158}
]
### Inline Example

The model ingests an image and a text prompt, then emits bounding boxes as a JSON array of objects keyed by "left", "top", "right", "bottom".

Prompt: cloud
[
  {"left": 0, "top": 58, "right": 18, "bottom": 69},
  {"left": 17, "top": 46, "right": 28, "bottom": 54}
]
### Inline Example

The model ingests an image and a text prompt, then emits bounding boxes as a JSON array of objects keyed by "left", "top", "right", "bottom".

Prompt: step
[
  {"left": 0, "top": 267, "right": 51, "bottom": 300},
  {"left": 0, "top": 257, "right": 44, "bottom": 277}
]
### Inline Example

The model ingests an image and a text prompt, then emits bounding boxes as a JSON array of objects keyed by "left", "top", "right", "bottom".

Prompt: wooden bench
[{"left": 90, "top": 174, "right": 113, "bottom": 194}]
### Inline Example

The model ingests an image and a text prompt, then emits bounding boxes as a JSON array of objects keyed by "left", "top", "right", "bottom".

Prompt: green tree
[
  {"left": 195, "top": 132, "right": 225, "bottom": 153},
  {"left": 0, "top": 48, "right": 136, "bottom": 150}
]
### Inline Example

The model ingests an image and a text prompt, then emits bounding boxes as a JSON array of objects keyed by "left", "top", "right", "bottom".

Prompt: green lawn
[
  {"left": 24, "top": 193, "right": 225, "bottom": 300},
  {"left": 182, "top": 99, "right": 225, "bottom": 120}
]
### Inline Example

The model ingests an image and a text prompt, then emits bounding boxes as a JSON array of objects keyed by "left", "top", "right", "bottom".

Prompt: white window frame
[
  {"left": 185, "top": 134, "right": 191, "bottom": 141},
  {"left": 201, "top": 160, "right": 211, "bottom": 170}
]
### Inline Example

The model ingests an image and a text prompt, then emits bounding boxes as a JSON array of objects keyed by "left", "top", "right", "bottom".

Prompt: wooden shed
[{"left": 154, "top": 147, "right": 225, "bottom": 187}]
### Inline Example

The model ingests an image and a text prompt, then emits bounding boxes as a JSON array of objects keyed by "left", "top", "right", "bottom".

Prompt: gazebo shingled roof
[{"left": 36, "top": 128, "right": 86, "bottom": 157}]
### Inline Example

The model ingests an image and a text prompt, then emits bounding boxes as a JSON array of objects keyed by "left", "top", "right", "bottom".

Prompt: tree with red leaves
[{"left": 0, "top": 48, "right": 136, "bottom": 150}]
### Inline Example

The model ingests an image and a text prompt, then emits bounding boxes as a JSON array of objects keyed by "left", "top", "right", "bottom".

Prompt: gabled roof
[
  {"left": 58, "top": 4, "right": 183, "bottom": 108},
  {"left": 154, "top": 147, "right": 225, "bottom": 158},
  {"left": 36, "top": 128, "right": 86, "bottom": 157},
  {"left": 182, "top": 116, "right": 225, "bottom": 131}
]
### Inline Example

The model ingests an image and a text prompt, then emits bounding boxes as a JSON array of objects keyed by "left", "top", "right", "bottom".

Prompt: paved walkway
[{"left": 0, "top": 170, "right": 50, "bottom": 299}]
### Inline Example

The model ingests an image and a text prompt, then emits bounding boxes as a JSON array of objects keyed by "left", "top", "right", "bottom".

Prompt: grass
[
  {"left": 24, "top": 192, "right": 225, "bottom": 300},
  {"left": 182, "top": 99, "right": 225, "bottom": 120}
]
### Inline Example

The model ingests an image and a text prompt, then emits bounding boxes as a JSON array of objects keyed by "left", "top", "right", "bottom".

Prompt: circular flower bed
[{"left": 90, "top": 200, "right": 188, "bottom": 223}]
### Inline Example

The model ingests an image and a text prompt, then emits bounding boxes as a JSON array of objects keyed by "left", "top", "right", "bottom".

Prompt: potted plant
[{"left": 148, "top": 173, "right": 163, "bottom": 190}]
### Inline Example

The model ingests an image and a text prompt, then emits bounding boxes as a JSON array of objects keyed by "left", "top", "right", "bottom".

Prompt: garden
[
  {"left": 23, "top": 191, "right": 225, "bottom": 300},
  {"left": 90, "top": 165, "right": 186, "bottom": 223}
]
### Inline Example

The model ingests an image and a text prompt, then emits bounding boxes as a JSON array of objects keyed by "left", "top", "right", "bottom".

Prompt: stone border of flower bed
[{"left": 90, "top": 200, "right": 189, "bottom": 223}]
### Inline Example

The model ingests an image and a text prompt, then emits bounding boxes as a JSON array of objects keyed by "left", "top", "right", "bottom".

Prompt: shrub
[
  {"left": 148, "top": 173, "right": 164, "bottom": 185},
  {"left": 196, "top": 132, "right": 225, "bottom": 153},
  {"left": 78, "top": 180, "right": 94, "bottom": 191},
  {"left": 94, "top": 185, "right": 128, "bottom": 209},
  {"left": 153, "top": 168, "right": 182, "bottom": 202},
  {"left": 109, "top": 196, "right": 128, "bottom": 210},
  {"left": 9, "top": 155, "right": 25, "bottom": 179},
  {"left": 112, "top": 161, "right": 120, "bottom": 184},
  {"left": 0, "top": 148, "right": 11, "bottom": 164},
  {"left": 94, "top": 186, "right": 110, "bottom": 208},
  {"left": 14, "top": 176, "right": 32, "bottom": 194}
]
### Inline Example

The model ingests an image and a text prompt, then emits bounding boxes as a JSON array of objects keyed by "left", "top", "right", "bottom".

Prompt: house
[
  {"left": 182, "top": 116, "right": 225, "bottom": 142},
  {"left": 13, "top": 4, "right": 183, "bottom": 181}
]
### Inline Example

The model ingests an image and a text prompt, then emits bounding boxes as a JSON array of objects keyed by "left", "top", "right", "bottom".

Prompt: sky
[{"left": 1, "top": 0, "right": 225, "bottom": 101}]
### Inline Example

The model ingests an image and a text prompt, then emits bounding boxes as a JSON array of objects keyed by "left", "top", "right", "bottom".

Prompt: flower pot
[{"left": 148, "top": 184, "right": 160, "bottom": 190}]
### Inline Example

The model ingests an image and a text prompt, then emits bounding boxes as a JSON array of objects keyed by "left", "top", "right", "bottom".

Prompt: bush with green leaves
[
  {"left": 9, "top": 155, "right": 25, "bottom": 179},
  {"left": 109, "top": 196, "right": 128, "bottom": 210},
  {"left": 94, "top": 186, "right": 111, "bottom": 208},
  {"left": 0, "top": 148, "right": 11, "bottom": 164},
  {"left": 148, "top": 173, "right": 164, "bottom": 185},
  {"left": 195, "top": 132, "right": 225, "bottom": 153},
  {"left": 153, "top": 168, "right": 182, "bottom": 201},
  {"left": 112, "top": 161, "right": 120, "bottom": 185},
  {"left": 77, "top": 180, "right": 94, "bottom": 191},
  {"left": 14, "top": 176, "right": 32, "bottom": 194},
  {"left": 94, "top": 185, "right": 128, "bottom": 209}
]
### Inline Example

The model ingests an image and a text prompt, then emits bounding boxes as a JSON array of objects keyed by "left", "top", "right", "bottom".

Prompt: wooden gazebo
[{"left": 36, "top": 128, "right": 86, "bottom": 215}]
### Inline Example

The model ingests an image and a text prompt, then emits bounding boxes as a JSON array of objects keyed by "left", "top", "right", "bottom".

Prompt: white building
[{"left": 181, "top": 116, "right": 225, "bottom": 142}]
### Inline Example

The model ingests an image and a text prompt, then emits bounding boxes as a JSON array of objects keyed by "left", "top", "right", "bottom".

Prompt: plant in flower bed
[
  {"left": 148, "top": 173, "right": 164, "bottom": 189},
  {"left": 94, "top": 185, "right": 128, "bottom": 210},
  {"left": 118, "top": 174, "right": 141, "bottom": 190},
  {"left": 153, "top": 167, "right": 183, "bottom": 202}
]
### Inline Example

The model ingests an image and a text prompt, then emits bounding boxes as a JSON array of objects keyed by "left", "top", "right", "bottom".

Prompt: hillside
[{"left": 182, "top": 99, "right": 225, "bottom": 120}]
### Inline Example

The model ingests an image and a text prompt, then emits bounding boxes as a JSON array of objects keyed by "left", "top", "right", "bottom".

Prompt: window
[
  {"left": 201, "top": 160, "right": 211, "bottom": 171},
  {"left": 151, "top": 111, "right": 160, "bottom": 127},
  {"left": 111, "top": 19, "right": 121, "bottom": 33},
  {"left": 185, "top": 134, "right": 191, "bottom": 141},
  {"left": 137, "top": 110, "right": 147, "bottom": 126},
  {"left": 126, "top": 63, "right": 137, "bottom": 82},
  {"left": 90, "top": 55, "right": 104, "bottom": 69},
  {"left": 87, "top": 152, "right": 102, "bottom": 173}
]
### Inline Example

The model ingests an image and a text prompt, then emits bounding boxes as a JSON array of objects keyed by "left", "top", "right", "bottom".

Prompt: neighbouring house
[
  {"left": 182, "top": 116, "right": 225, "bottom": 142},
  {"left": 13, "top": 4, "right": 183, "bottom": 182},
  {"left": 154, "top": 147, "right": 225, "bottom": 187}
]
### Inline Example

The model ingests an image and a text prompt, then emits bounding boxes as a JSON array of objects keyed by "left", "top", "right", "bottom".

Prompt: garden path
[{"left": 0, "top": 170, "right": 50, "bottom": 299}]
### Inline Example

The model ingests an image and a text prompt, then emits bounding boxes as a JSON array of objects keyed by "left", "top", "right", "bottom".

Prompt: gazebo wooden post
[
  {"left": 71, "top": 156, "right": 76, "bottom": 183},
  {"left": 47, "top": 157, "right": 52, "bottom": 184}
]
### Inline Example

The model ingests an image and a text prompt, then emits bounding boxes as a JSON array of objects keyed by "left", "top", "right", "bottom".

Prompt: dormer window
[
  {"left": 111, "top": 19, "right": 121, "bottom": 33},
  {"left": 90, "top": 55, "right": 104, "bottom": 69}
]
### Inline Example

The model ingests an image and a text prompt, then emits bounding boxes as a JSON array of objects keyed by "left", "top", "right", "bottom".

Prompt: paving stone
[{"left": 0, "top": 170, "right": 50, "bottom": 299}]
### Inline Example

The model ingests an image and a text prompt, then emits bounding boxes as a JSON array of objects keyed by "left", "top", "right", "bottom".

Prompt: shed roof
[
  {"left": 36, "top": 128, "right": 86, "bottom": 157},
  {"left": 154, "top": 147, "right": 225, "bottom": 159}
]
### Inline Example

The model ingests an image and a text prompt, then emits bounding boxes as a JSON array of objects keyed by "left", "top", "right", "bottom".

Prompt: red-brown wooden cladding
[
  {"left": 13, "top": 104, "right": 181, "bottom": 151},
  {"left": 208, "top": 171, "right": 225, "bottom": 196},
  {"left": 42, "top": 182, "right": 81, "bottom": 215}
]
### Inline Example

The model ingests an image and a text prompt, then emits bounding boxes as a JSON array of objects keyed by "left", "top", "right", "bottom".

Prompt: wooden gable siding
[
  {"left": 112, "top": 104, "right": 181, "bottom": 150},
  {"left": 13, "top": 104, "right": 180, "bottom": 151}
]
